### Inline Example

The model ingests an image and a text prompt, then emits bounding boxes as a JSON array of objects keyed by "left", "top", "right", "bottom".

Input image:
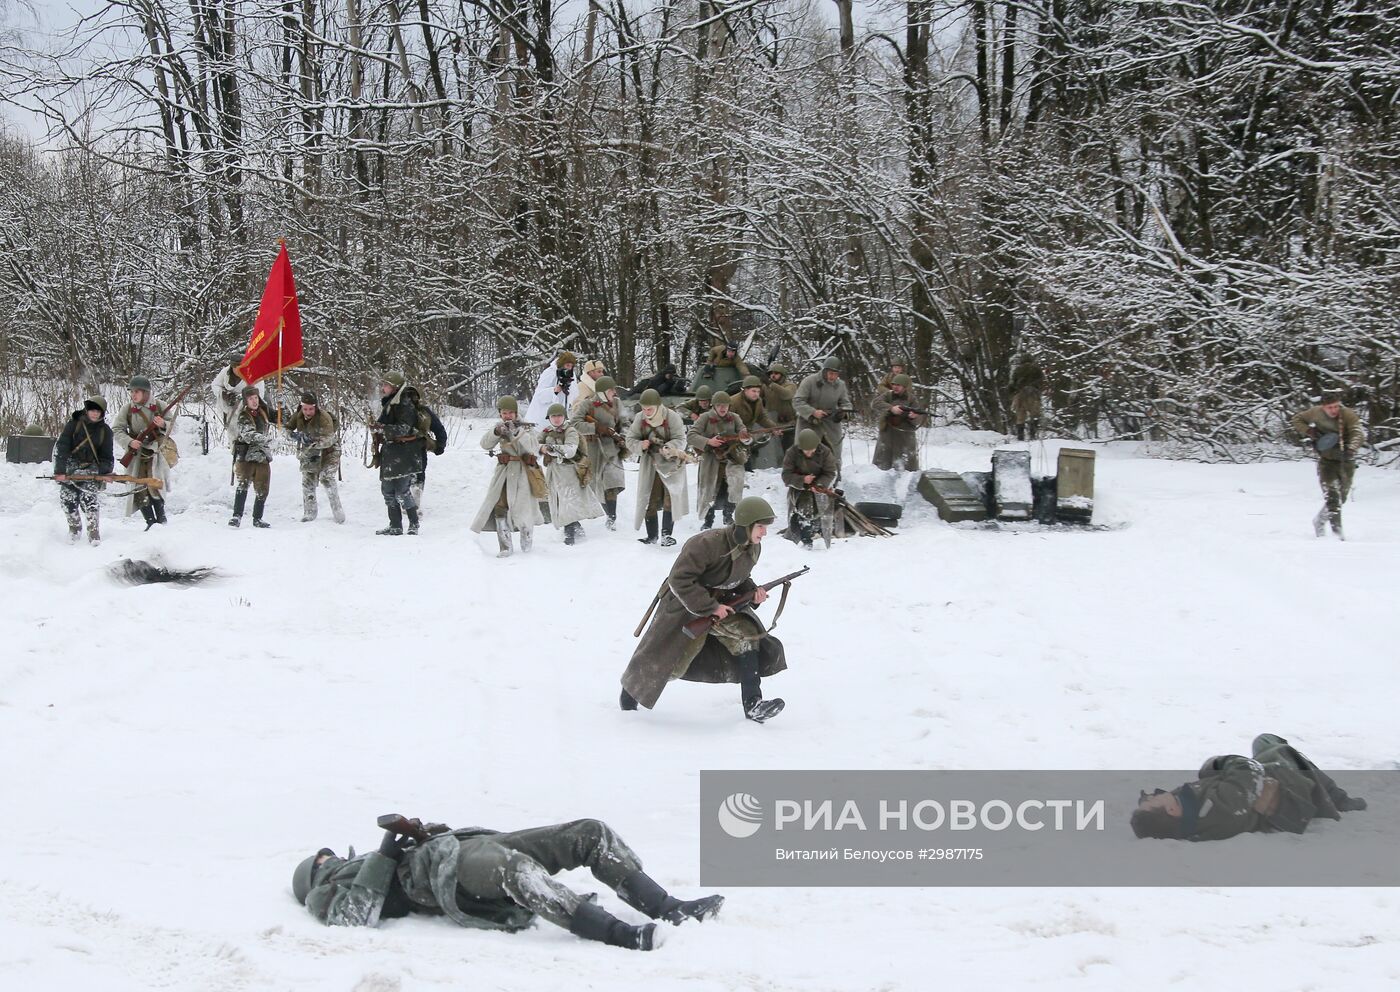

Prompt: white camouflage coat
[
  {"left": 626, "top": 408, "right": 691, "bottom": 529},
  {"left": 524, "top": 362, "right": 579, "bottom": 425},
  {"left": 538, "top": 423, "right": 604, "bottom": 528},
  {"left": 470, "top": 421, "right": 546, "bottom": 532}
]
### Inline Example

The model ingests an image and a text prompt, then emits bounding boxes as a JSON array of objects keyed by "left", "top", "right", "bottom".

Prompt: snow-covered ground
[{"left": 3, "top": 415, "right": 1398, "bottom": 991}]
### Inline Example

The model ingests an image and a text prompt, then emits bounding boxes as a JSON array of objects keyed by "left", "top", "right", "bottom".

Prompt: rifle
[
  {"left": 582, "top": 413, "right": 621, "bottom": 440},
  {"left": 884, "top": 406, "right": 929, "bottom": 428},
  {"left": 118, "top": 382, "right": 194, "bottom": 468},
  {"left": 377, "top": 812, "right": 451, "bottom": 845},
  {"left": 682, "top": 565, "right": 811, "bottom": 640},
  {"left": 38, "top": 474, "right": 164, "bottom": 490},
  {"left": 707, "top": 424, "right": 793, "bottom": 451},
  {"left": 808, "top": 484, "right": 843, "bottom": 498}
]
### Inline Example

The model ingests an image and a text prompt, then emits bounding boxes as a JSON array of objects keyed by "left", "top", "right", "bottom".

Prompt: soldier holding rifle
[
  {"left": 113, "top": 375, "right": 185, "bottom": 529},
  {"left": 50, "top": 395, "right": 114, "bottom": 544},
  {"left": 620, "top": 496, "right": 799, "bottom": 723},
  {"left": 871, "top": 373, "right": 926, "bottom": 472}
]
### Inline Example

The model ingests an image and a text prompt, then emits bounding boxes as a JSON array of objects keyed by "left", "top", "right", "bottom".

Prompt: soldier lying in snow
[
  {"left": 1131, "top": 733, "right": 1367, "bottom": 841},
  {"left": 293, "top": 815, "right": 723, "bottom": 951}
]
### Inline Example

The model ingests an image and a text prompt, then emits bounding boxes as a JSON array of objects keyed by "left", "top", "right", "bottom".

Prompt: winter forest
[{"left": 1, "top": 0, "right": 1398, "bottom": 451}]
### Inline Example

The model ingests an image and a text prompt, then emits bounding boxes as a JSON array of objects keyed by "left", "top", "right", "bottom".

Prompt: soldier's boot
[
  {"left": 564, "top": 521, "right": 581, "bottom": 546},
  {"left": 604, "top": 499, "right": 617, "bottom": 531},
  {"left": 618, "top": 871, "right": 724, "bottom": 926},
  {"left": 1015, "top": 423, "right": 1025, "bottom": 441},
  {"left": 799, "top": 520, "right": 814, "bottom": 551},
  {"left": 568, "top": 900, "right": 660, "bottom": 951},
  {"left": 1330, "top": 509, "right": 1345, "bottom": 541},
  {"left": 152, "top": 499, "right": 168, "bottom": 525},
  {"left": 251, "top": 495, "right": 271, "bottom": 528},
  {"left": 638, "top": 514, "right": 659, "bottom": 545},
  {"left": 405, "top": 507, "right": 420, "bottom": 536},
  {"left": 703, "top": 506, "right": 716, "bottom": 529},
  {"left": 538, "top": 499, "right": 551, "bottom": 524},
  {"left": 140, "top": 503, "right": 158, "bottom": 531},
  {"left": 229, "top": 489, "right": 248, "bottom": 528},
  {"left": 410, "top": 482, "right": 424, "bottom": 513},
  {"left": 495, "top": 514, "right": 514, "bottom": 557},
  {"left": 659, "top": 510, "right": 676, "bottom": 547},
  {"left": 376, "top": 504, "right": 404, "bottom": 536},
  {"left": 86, "top": 516, "right": 101, "bottom": 546},
  {"left": 619, "top": 687, "right": 639, "bottom": 711},
  {"left": 1312, "top": 506, "right": 1328, "bottom": 537},
  {"left": 301, "top": 488, "right": 317, "bottom": 523},
  {"left": 737, "top": 648, "right": 784, "bottom": 723},
  {"left": 520, "top": 526, "right": 533, "bottom": 552},
  {"left": 328, "top": 487, "right": 346, "bottom": 524},
  {"left": 721, "top": 501, "right": 735, "bottom": 526},
  {"left": 65, "top": 506, "right": 82, "bottom": 542},
  {"left": 1029, "top": 419, "right": 1040, "bottom": 440}
]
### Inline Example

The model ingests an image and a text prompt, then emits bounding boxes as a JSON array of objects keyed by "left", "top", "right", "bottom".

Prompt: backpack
[{"left": 420, "top": 405, "right": 447, "bottom": 455}]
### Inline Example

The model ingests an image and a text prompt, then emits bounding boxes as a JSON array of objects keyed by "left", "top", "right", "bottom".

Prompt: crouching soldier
[
  {"left": 292, "top": 814, "right": 723, "bottom": 952},
  {"left": 229, "top": 386, "right": 273, "bottom": 529},
  {"left": 285, "top": 391, "right": 344, "bottom": 523},
  {"left": 689, "top": 391, "right": 750, "bottom": 529},
  {"left": 539, "top": 403, "right": 603, "bottom": 545},
  {"left": 628, "top": 388, "right": 691, "bottom": 546},
  {"left": 1291, "top": 389, "right": 1365, "bottom": 539},
  {"left": 871, "top": 374, "right": 924, "bottom": 471},
  {"left": 621, "top": 496, "right": 788, "bottom": 723},
  {"left": 782, "top": 428, "right": 837, "bottom": 550},
  {"left": 53, "top": 396, "right": 114, "bottom": 545},
  {"left": 1131, "top": 733, "right": 1367, "bottom": 842},
  {"left": 472, "top": 397, "right": 544, "bottom": 557},
  {"left": 373, "top": 371, "right": 424, "bottom": 536}
]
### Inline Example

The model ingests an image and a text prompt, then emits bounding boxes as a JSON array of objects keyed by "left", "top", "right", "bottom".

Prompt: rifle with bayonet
[
  {"left": 682, "top": 565, "right": 811, "bottom": 639},
  {"left": 118, "top": 382, "right": 194, "bottom": 468}
]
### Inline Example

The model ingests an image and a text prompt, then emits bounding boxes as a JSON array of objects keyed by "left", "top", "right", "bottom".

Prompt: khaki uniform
[
  {"left": 1290, "top": 404, "right": 1365, "bottom": 525},
  {"left": 626, "top": 408, "right": 691, "bottom": 529},
  {"left": 871, "top": 388, "right": 923, "bottom": 472},
  {"left": 781, "top": 443, "right": 838, "bottom": 546},
  {"left": 1010, "top": 358, "right": 1045, "bottom": 424},
  {"left": 113, "top": 398, "right": 176, "bottom": 516},
  {"left": 689, "top": 408, "right": 750, "bottom": 526},
  {"left": 792, "top": 373, "right": 853, "bottom": 472},
  {"left": 571, "top": 393, "right": 626, "bottom": 515},
  {"left": 286, "top": 407, "right": 343, "bottom": 522},
  {"left": 471, "top": 421, "right": 544, "bottom": 553},
  {"left": 539, "top": 422, "right": 604, "bottom": 531}
]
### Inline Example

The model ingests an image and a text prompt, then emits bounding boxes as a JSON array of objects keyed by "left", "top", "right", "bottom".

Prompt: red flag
[{"left": 237, "top": 242, "right": 304, "bottom": 385}]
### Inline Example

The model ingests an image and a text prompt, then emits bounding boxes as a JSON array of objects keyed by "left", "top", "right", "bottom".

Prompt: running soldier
[
  {"left": 620, "top": 496, "right": 787, "bottom": 722},
  {"left": 471, "top": 397, "right": 543, "bottom": 557},
  {"left": 539, "top": 403, "right": 603, "bottom": 545},
  {"left": 52, "top": 396, "right": 114, "bottom": 545},
  {"left": 1291, "top": 389, "right": 1365, "bottom": 539},
  {"left": 229, "top": 386, "right": 273, "bottom": 528},
  {"left": 113, "top": 375, "right": 175, "bottom": 529},
  {"left": 782, "top": 428, "right": 838, "bottom": 550},
  {"left": 627, "top": 388, "right": 691, "bottom": 546},
  {"left": 689, "top": 391, "right": 750, "bottom": 529},
  {"left": 285, "top": 391, "right": 344, "bottom": 524},
  {"left": 572, "top": 375, "right": 626, "bottom": 530}
]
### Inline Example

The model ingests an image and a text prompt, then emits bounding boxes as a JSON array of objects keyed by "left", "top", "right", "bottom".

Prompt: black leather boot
[
  {"left": 638, "top": 514, "right": 659, "bottom": 545},
  {"left": 659, "top": 510, "right": 675, "bottom": 547},
  {"left": 568, "top": 900, "right": 660, "bottom": 951},
  {"left": 618, "top": 871, "right": 724, "bottom": 925},
  {"left": 229, "top": 490, "right": 247, "bottom": 528},
  {"left": 251, "top": 496, "right": 270, "bottom": 528},
  {"left": 737, "top": 648, "right": 784, "bottom": 723}
]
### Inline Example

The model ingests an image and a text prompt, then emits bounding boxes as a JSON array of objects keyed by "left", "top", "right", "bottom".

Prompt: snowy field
[{"left": 3, "top": 415, "right": 1398, "bottom": 991}]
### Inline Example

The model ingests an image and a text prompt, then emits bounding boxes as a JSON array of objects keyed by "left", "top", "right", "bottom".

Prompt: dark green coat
[
  {"left": 376, "top": 383, "right": 424, "bottom": 480},
  {"left": 1179, "top": 742, "right": 1344, "bottom": 841},
  {"left": 54, "top": 412, "right": 114, "bottom": 476}
]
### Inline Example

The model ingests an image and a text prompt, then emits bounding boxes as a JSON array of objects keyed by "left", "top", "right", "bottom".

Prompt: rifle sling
[{"left": 766, "top": 580, "right": 793, "bottom": 633}]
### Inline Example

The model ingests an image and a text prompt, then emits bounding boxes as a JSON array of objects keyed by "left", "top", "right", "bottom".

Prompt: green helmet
[
  {"left": 639, "top": 388, "right": 662, "bottom": 407},
  {"left": 892, "top": 374, "right": 913, "bottom": 389},
  {"left": 595, "top": 376, "right": 617, "bottom": 394},
  {"left": 768, "top": 365, "right": 786, "bottom": 377},
  {"left": 892, "top": 358, "right": 910, "bottom": 370},
  {"left": 21, "top": 423, "right": 45, "bottom": 436},
  {"left": 84, "top": 396, "right": 107, "bottom": 414},
  {"left": 695, "top": 386, "right": 713, "bottom": 401},
  {"left": 129, "top": 375, "right": 152, "bottom": 391},
  {"left": 547, "top": 403, "right": 566, "bottom": 418},
  {"left": 742, "top": 375, "right": 762, "bottom": 390},
  {"left": 734, "top": 496, "right": 776, "bottom": 527},
  {"left": 381, "top": 371, "right": 406, "bottom": 389},
  {"left": 798, "top": 428, "right": 820, "bottom": 450},
  {"left": 497, "top": 395, "right": 518, "bottom": 413},
  {"left": 822, "top": 357, "right": 841, "bottom": 372},
  {"left": 293, "top": 848, "right": 336, "bottom": 905},
  {"left": 712, "top": 391, "right": 732, "bottom": 406}
]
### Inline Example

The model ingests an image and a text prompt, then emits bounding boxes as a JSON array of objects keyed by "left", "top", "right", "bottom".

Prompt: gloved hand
[{"left": 497, "top": 452, "right": 511, "bottom": 466}]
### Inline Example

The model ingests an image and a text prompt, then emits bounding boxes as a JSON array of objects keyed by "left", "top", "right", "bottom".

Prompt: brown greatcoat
[
  {"left": 621, "top": 526, "right": 787, "bottom": 709},
  {"left": 764, "top": 377, "right": 797, "bottom": 424}
]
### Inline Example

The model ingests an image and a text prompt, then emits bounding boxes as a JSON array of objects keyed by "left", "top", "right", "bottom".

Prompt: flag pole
[{"left": 276, "top": 238, "right": 287, "bottom": 430}]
